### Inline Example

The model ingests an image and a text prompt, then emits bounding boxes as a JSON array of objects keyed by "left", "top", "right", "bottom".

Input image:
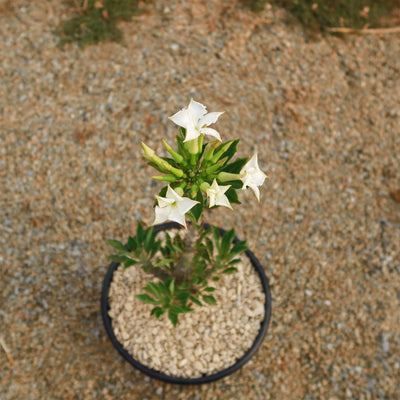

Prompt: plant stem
[{"left": 173, "top": 222, "right": 197, "bottom": 284}]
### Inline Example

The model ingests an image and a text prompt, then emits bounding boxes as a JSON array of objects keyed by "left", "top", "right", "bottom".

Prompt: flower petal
[
  {"left": 248, "top": 184, "right": 260, "bottom": 202},
  {"left": 177, "top": 197, "right": 199, "bottom": 215},
  {"left": 156, "top": 195, "right": 175, "bottom": 208},
  {"left": 183, "top": 126, "right": 200, "bottom": 142},
  {"left": 169, "top": 109, "right": 190, "bottom": 128},
  {"left": 199, "top": 112, "right": 224, "bottom": 127},
  {"left": 216, "top": 193, "right": 233, "bottom": 209},
  {"left": 152, "top": 205, "right": 171, "bottom": 225},
  {"left": 168, "top": 207, "right": 187, "bottom": 228},
  {"left": 166, "top": 186, "right": 182, "bottom": 202},
  {"left": 188, "top": 99, "right": 207, "bottom": 121},
  {"left": 200, "top": 127, "right": 222, "bottom": 141}
]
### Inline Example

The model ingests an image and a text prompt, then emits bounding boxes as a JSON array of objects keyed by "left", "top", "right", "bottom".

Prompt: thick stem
[
  {"left": 141, "top": 260, "right": 170, "bottom": 281},
  {"left": 172, "top": 222, "right": 197, "bottom": 284}
]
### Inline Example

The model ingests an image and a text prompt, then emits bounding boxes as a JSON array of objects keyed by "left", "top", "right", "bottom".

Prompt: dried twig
[
  {"left": 0, "top": 336, "right": 14, "bottom": 364},
  {"left": 327, "top": 26, "right": 400, "bottom": 34}
]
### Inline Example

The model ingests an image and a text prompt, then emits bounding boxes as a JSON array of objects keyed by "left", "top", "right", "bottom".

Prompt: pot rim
[{"left": 101, "top": 222, "right": 272, "bottom": 385}]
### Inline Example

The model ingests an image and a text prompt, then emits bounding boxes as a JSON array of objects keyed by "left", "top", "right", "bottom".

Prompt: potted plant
[{"left": 101, "top": 100, "right": 272, "bottom": 384}]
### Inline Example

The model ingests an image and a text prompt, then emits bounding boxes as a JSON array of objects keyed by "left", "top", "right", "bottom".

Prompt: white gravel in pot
[{"left": 108, "top": 239, "right": 266, "bottom": 379}]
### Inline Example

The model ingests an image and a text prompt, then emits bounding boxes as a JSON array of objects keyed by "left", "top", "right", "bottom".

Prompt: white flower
[
  {"left": 240, "top": 153, "right": 267, "bottom": 202},
  {"left": 153, "top": 186, "right": 199, "bottom": 228},
  {"left": 169, "top": 99, "right": 223, "bottom": 142},
  {"left": 206, "top": 179, "right": 232, "bottom": 209}
]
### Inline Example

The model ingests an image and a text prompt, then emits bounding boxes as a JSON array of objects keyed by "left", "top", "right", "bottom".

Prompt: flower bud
[
  {"left": 151, "top": 175, "right": 178, "bottom": 182},
  {"left": 162, "top": 139, "right": 184, "bottom": 164},
  {"left": 217, "top": 172, "right": 241, "bottom": 182},
  {"left": 205, "top": 157, "right": 228, "bottom": 175},
  {"left": 211, "top": 141, "right": 234, "bottom": 163}
]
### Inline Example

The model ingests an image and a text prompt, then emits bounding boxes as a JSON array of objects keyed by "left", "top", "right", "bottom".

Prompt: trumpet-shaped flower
[
  {"left": 169, "top": 99, "right": 223, "bottom": 142},
  {"left": 240, "top": 153, "right": 267, "bottom": 202},
  {"left": 206, "top": 179, "right": 232, "bottom": 209},
  {"left": 153, "top": 186, "right": 199, "bottom": 228}
]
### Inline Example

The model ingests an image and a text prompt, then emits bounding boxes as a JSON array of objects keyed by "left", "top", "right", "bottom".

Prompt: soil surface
[{"left": 1, "top": 0, "right": 400, "bottom": 399}]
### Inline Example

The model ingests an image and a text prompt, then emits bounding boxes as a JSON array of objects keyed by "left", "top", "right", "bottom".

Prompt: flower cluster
[
  {"left": 108, "top": 100, "right": 268, "bottom": 326},
  {"left": 144, "top": 99, "right": 267, "bottom": 228}
]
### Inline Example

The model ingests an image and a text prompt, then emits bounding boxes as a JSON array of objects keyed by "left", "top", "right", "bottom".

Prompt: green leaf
[
  {"left": 170, "top": 305, "right": 193, "bottom": 314},
  {"left": 222, "top": 267, "right": 238, "bottom": 274},
  {"left": 212, "top": 276, "right": 220, "bottom": 282},
  {"left": 144, "top": 226, "right": 154, "bottom": 252},
  {"left": 205, "top": 237, "right": 214, "bottom": 255},
  {"left": 151, "top": 307, "right": 165, "bottom": 319},
  {"left": 168, "top": 310, "right": 178, "bottom": 326},
  {"left": 203, "top": 287, "right": 216, "bottom": 292},
  {"left": 168, "top": 278, "right": 175, "bottom": 295},
  {"left": 212, "top": 226, "right": 221, "bottom": 252},
  {"left": 176, "top": 135, "right": 188, "bottom": 160},
  {"left": 177, "top": 292, "right": 190, "bottom": 305},
  {"left": 136, "top": 222, "right": 144, "bottom": 243},
  {"left": 225, "top": 187, "right": 240, "bottom": 204},
  {"left": 154, "top": 258, "right": 175, "bottom": 268},
  {"left": 108, "top": 255, "right": 129, "bottom": 263},
  {"left": 190, "top": 190, "right": 204, "bottom": 222},
  {"left": 150, "top": 240, "right": 161, "bottom": 258},
  {"left": 158, "top": 186, "right": 168, "bottom": 199},
  {"left": 106, "top": 239, "right": 126, "bottom": 251},
  {"left": 220, "top": 229, "right": 235, "bottom": 256},
  {"left": 135, "top": 294, "right": 160, "bottom": 305},
  {"left": 157, "top": 282, "right": 170, "bottom": 297},
  {"left": 144, "top": 282, "right": 161, "bottom": 298},
  {"left": 127, "top": 236, "right": 137, "bottom": 251},
  {"left": 189, "top": 295, "right": 203, "bottom": 306},
  {"left": 230, "top": 241, "right": 248, "bottom": 256},
  {"left": 222, "top": 157, "right": 248, "bottom": 174},
  {"left": 123, "top": 258, "right": 138, "bottom": 268},
  {"left": 221, "top": 139, "right": 239, "bottom": 164},
  {"left": 202, "top": 295, "right": 217, "bottom": 305}
]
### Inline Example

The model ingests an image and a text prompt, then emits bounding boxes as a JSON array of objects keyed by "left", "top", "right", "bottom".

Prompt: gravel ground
[{"left": 1, "top": 0, "right": 400, "bottom": 399}]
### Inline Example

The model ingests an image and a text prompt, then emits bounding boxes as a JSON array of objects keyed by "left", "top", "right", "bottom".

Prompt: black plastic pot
[{"left": 101, "top": 222, "right": 272, "bottom": 384}]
